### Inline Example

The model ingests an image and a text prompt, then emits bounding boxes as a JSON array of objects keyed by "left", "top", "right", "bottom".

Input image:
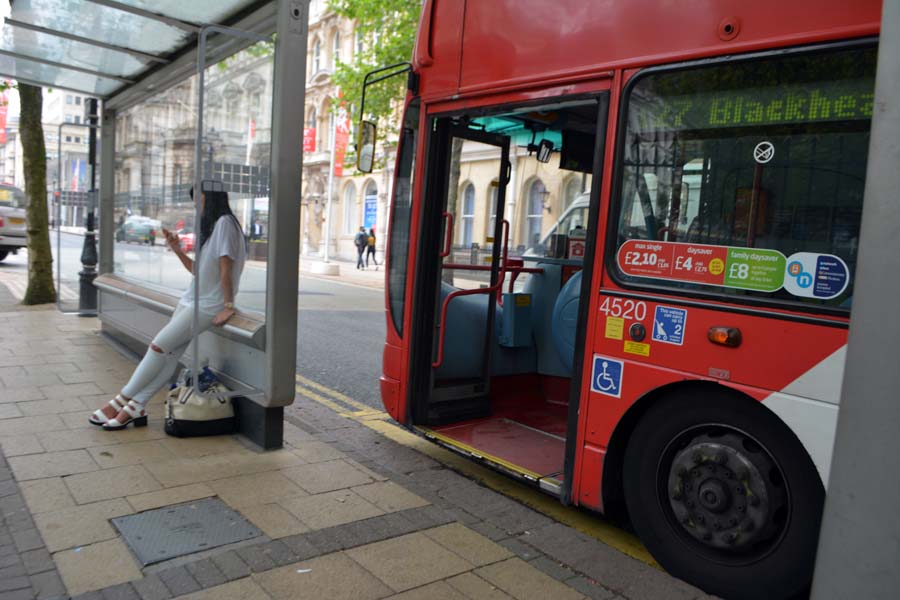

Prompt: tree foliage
[
  {"left": 328, "top": 0, "right": 422, "bottom": 134},
  {"left": 17, "top": 84, "right": 56, "bottom": 305}
]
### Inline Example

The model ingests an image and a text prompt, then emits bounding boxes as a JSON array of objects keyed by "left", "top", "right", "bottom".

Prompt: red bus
[{"left": 363, "top": 1, "right": 881, "bottom": 597}]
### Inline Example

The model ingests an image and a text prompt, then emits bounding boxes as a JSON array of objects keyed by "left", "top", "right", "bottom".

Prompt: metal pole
[
  {"left": 811, "top": 2, "right": 900, "bottom": 598},
  {"left": 78, "top": 98, "right": 99, "bottom": 315},
  {"left": 323, "top": 110, "right": 335, "bottom": 262},
  {"left": 99, "top": 106, "right": 115, "bottom": 275},
  {"left": 265, "top": 0, "right": 307, "bottom": 408}
]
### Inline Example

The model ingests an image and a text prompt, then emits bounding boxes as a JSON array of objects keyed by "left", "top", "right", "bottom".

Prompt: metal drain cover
[{"left": 112, "top": 497, "right": 262, "bottom": 566}]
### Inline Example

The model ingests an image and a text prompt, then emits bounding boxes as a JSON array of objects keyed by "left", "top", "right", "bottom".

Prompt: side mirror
[
  {"left": 536, "top": 139, "right": 554, "bottom": 163},
  {"left": 357, "top": 120, "right": 377, "bottom": 173}
]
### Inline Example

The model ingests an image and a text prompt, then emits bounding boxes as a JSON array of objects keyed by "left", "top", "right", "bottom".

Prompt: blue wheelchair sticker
[
  {"left": 591, "top": 355, "right": 623, "bottom": 398},
  {"left": 652, "top": 305, "right": 687, "bottom": 346}
]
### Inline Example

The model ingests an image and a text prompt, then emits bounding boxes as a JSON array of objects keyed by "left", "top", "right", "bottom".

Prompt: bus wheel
[{"left": 622, "top": 390, "right": 824, "bottom": 600}]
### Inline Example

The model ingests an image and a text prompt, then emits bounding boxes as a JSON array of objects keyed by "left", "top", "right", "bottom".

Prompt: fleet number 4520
[{"left": 599, "top": 297, "right": 647, "bottom": 320}]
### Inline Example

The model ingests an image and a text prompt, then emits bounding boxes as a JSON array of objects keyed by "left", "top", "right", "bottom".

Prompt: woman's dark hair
[{"left": 191, "top": 187, "right": 243, "bottom": 248}]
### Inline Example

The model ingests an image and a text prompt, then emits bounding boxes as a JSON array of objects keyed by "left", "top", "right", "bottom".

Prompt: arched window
[
  {"left": 313, "top": 39, "right": 321, "bottom": 73},
  {"left": 342, "top": 182, "right": 357, "bottom": 234},
  {"left": 363, "top": 180, "right": 378, "bottom": 231},
  {"left": 487, "top": 182, "right": 499, "bottom": 237},
  {"left": 332, "top": 31, "right": 341, "bottom": 66},
  {"left": 355, "top": 30, "right": 364, "bottom": 57},
  {"left": 564, "top": 177, "right": 582, "bottom": 209},
  {"left": 461, "top": 184, "right": 475, "bottom": 247},
  {"left": 527, "top": 179, "right": 546, "bottom": 248}
]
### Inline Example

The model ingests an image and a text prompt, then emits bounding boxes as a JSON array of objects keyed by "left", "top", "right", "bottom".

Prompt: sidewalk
[{"left": 0, "top": 285, "right": 711, "bottom": 599}]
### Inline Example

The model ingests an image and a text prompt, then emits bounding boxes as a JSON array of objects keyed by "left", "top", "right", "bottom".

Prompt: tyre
[
  {"left": 0, "top": 250, "right": 8, "bottom": 262},
  {"left": 622, "top": 389, "right": 823, "bottom": 600}
]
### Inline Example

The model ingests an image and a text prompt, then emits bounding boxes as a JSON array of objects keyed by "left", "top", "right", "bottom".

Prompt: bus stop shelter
[{"left": 0, "top": 0, "right": 309, "bottom": 448}]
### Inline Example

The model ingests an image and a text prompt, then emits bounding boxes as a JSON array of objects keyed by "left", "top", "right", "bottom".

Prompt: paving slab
[
  {"left": 65, "top": 465, "right": 162, "bottom": 504},
  {"left": 280, "top": 459, "right": 374, "bottom": 494},
  {"left": 34, "top": 498, "right": 133, "bottom": 552},
  {"left": 280, "top": 489, "right": 384, "bottom": 530},
  {"left": 54, "top": 538, "right": 142, "bottom": 596},
  {"left": 475, "top": 557, "right": 587, "bottom": 600},
  {"left": 8, "top": 450, "right": 98, "bottom": 481},
  {"left": 254, "top": 552, "right": 393, "bottom": 600},
  {"left": 179, "top": 577, "right": 270, "bottom": 600},
  {"left": 345, "top": 532, "right": 473, "bottom": 592},
  {"left": 208, "top": 471, "right": 307, "bottom": 509}
]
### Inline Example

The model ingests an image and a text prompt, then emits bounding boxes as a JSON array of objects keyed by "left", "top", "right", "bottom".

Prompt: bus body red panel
[
  {"left": 413, "top": 0, "right": 464, "bottom": 98},
  {"left": 415, "top": 0, "right": 880, "bottom": 100}
]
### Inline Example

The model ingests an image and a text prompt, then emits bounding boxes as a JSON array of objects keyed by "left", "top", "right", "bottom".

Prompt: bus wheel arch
[{"left": 607, "top": 382, "right": 825, "bottom": 599}]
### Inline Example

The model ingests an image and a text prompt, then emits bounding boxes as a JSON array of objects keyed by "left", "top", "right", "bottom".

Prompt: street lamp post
[{"left": 78, "top": 98, "right": 99, "bottom": 314}]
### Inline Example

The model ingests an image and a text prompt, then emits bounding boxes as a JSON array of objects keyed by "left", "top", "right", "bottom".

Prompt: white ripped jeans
[{"left": 121, "top": 305, "right": 216, "bottom": 408}]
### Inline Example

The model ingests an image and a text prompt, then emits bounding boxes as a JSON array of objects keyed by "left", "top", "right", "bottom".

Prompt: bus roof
[{"left": 413, "top": 0, "right": 881, "bottom": 102}]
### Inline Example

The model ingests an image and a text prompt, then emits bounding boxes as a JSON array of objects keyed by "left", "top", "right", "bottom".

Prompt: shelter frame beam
[{"left": 3, "top": 18, "right": 171, "bottom": 64}]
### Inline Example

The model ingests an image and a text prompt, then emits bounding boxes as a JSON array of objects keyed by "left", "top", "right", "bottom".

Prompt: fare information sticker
[{"left": 617, "top": 240, "right": 845, "bottom": 298}]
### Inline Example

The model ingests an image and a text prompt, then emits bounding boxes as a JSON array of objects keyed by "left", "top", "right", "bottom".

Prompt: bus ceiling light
[{"left": 708, "top": 326, "right": 742, "bottom": 347}]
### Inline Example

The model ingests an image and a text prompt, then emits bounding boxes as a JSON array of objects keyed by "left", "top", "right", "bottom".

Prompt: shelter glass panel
[{"left": 112, "top": 41, "right": 274, "bottom": 317}]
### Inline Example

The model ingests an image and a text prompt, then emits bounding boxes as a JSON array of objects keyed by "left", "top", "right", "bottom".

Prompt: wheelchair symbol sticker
[{"left": 591, "top": 355, "right": 623, "bottom": 398}]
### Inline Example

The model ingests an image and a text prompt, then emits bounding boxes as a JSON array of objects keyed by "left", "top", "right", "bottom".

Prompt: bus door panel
[{"left": 418, "top": 124, "right": 511, "bottom": 425}]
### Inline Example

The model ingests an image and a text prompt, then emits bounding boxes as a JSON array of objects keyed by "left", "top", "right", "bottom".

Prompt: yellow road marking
[
  {"left": 293, "top": 375, "right": 655, "bottom": 567},
  {"left": 296, "top": 374, "right": 377, "bottom": 413}
]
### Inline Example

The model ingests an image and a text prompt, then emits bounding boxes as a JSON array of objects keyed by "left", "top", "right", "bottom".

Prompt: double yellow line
[
  {"left": 292, "top": 373, "right": 656, "bottom": 566},
  {"left": 294, "top": 374, "right": 386, "bottom": 419}
]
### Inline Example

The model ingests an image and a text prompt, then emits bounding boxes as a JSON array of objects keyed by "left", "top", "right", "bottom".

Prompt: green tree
[
  {"left": 17, "top": 84, "right": 56, "bottom": 305},
  {"left": 328, "top": 0, "right": 421, "bottom": 133}
]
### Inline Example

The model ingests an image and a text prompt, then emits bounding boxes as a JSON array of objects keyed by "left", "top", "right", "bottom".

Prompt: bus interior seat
[
  {"left": 435, "top": 262, "right": 580, "bottom": 385},
  {"left": 550, "top": 270, "right": 581, "bottom": 374}
]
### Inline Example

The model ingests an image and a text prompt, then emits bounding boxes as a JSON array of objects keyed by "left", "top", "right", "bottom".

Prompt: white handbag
[{"left": 165, "top": 368, "right": 236, "bottom": 437}]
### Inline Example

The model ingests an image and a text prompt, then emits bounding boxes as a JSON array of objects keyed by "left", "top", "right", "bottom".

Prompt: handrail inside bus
[
  {"left": 439, "top": 211, "right": 454, "bottom": 258},
  {"left": 433, "top": 221, "right": 510, "bottom": 369}
]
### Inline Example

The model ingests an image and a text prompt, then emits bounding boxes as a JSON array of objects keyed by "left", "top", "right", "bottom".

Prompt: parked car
[
  {"left": 0, "top": 184, "right": 28, "bottom": 262},
  {"left": 177, "top": 227, "right": 195, "bottom": 252},
  {"left": 121, "top": 216, "right": 160, "bottom": 245}
]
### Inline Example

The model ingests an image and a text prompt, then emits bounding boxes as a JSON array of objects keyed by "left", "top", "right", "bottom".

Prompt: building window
[
  {"left": 461, "top": 184, "right": 475, "bottom": 247},
  {"left": 65, "top": 115, "right": 72, "bottom": 123},
  {"left": 65, "top": 95, "right": 73, "bottom": 104},
  {"left": 306, "top": 106, "right": 317, "bottom": 129},
  {"left": 343, "top": 182, "right": 357, "bottom": 234},
  {"left": 74, "top": 115, "right": 81, "bottom": 124},
  {"left": 527, "top": 179, "right": 546, "bottom": 248},
  {"left": 65, "top": 136, "right": 72, "bottom": 142},
  {"left": 74, "top": 137, "right": 80, "bottom": 143},
  {"left": 487, "top": 182, "right": 499, "bottom": 237},
  {"left": 75, "top": 96, "right": 82, "bottom": 105},
  {"left": 313, "top": 39, "right": 321, "bottom": 73},
  {"left": 356, "top": 30, "right": 364, "bottom": 57},
  {"left": 564, "top": 177, "right": 582, "bottom": 209},
  {"left": 333, "top": 31, "right": 341, "bottom": 66}
]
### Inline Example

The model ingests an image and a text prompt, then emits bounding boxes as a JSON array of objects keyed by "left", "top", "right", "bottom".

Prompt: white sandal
[
  {"left": 89, "top": 394, "right": 127, "bottom": 426},
  {"left": 103, "top": 399, "right": 148, "bottom": 431}
]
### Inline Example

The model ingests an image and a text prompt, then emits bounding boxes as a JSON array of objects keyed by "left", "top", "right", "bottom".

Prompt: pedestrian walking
[
  {"left": 89, "top": 187, "right": 247, "bottom": 430},
  {"left": 354, "top": 226, "right": 368, "bottom": 270},
  {"left": 366, "top": 228, "right": 378, "bottom": 270}
]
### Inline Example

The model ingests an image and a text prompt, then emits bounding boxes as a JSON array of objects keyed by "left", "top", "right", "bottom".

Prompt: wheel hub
[
  {"left": 698, "top": 479, "right": 730, "bottom": 513},
  {"left": 667, "top": 434, "right": 783, "bottom": 553}
]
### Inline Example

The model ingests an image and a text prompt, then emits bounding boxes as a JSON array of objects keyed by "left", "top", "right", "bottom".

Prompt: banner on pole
[
  {"left": 303, "top": 127, "right": 316, "bottom": 152},
  {"left": 333, "top": 106, "right": 351, "bottom": 177},
  {"left": 0, "top": 88, "right": 8, "bottom": 145}
]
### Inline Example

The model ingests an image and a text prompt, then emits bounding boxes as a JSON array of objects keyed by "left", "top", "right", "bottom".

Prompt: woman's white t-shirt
[{"left": 179, "top": 216, "right": 246, "bottom": 313}]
